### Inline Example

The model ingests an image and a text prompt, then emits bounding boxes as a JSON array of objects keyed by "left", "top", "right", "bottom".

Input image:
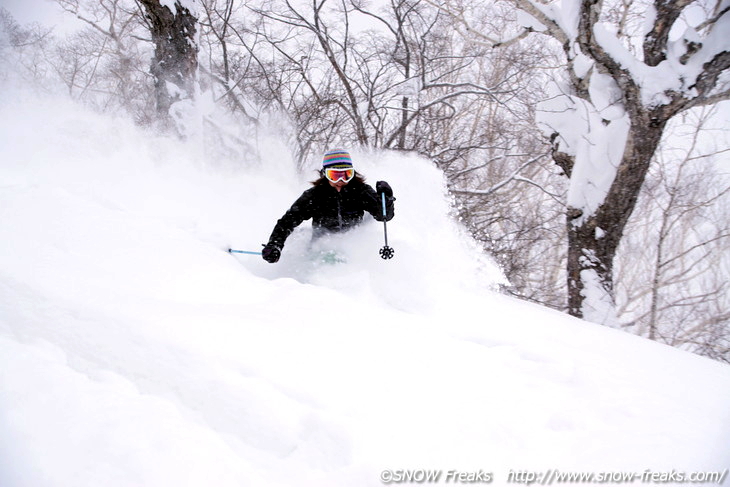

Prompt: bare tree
[
  {"left": 243, "top": 0, "right": 525, "bottom": 165},
  {"left": 52, "top": 0, "right": 155, "bottom": 120},
  {"left": 0, "top": 8, "right": 56, "bottom": 84},
  {"left": 616, "top": 105, "right": 730, "bottom": 361},
  {"left": 197, "top": 0, "right": 255, "bottom": 117}
]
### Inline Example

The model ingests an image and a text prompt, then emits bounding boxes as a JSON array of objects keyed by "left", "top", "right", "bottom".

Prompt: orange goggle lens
[{"left": 325, "top": 167, "right": 354, "bottom": 183}]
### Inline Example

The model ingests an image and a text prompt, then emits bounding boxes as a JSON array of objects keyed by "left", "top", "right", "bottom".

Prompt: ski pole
[
  {"left": 228, "top": 248, "right": 262, "bottom": 256},
  {"left": 379, "top": 192, "right": 394, "bottom": 259}
]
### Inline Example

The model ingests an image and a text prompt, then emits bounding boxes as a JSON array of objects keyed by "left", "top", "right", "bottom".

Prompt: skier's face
[{"left": 328, "top": 179, "right": 348, "bottom": 192}]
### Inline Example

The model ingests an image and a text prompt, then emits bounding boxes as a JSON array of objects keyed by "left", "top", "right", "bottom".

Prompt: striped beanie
[{"left": 322, "top": 149, "right": 353, "bottom": 169}]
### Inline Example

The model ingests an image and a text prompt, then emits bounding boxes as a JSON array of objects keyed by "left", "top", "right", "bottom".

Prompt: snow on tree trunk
[
  {"left": 539, "top": 76, "right": 630, "bottom": 325},
  {"left": 139, "top": 0, "right": 199, "bottom": 138},
  {"left": 515, "top": 0, "right": 730, "bottom": 325}
]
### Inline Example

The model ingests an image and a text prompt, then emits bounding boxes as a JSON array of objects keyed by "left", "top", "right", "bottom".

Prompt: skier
[{"left": 261, "top": 149, "right": 395, "bottom": 263}]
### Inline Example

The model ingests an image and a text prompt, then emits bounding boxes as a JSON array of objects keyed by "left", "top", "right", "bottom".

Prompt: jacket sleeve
[
  {"left": 267, "top": 189, "right": 314, "bottom": 248},
  {"left": 362, "top": 183, "right": 395, "bottom": 222}
]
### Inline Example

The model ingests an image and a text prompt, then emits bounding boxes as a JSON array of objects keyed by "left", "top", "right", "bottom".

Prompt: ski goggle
[{"left": 324, "top": 166, "right": 355, "bottom": 183}]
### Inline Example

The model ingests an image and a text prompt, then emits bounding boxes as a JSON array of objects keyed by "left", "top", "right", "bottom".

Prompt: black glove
[
  {"left": 376, "top": 180, "right": 393, "bottom": 198},
  {"left": 261, "top": 243, "right": 281, "bottom": 263}
]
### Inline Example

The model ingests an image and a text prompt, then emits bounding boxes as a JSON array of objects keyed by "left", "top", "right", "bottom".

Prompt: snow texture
[{"left": 1, "top": 79, "right": 729, "bottom": 486}]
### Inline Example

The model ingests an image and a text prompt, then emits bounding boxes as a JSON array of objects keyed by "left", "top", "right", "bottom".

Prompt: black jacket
[{"left": 268, "top": 177, "right": 395, "bottom": 248}]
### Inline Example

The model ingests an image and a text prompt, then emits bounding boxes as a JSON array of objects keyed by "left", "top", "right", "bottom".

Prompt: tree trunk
[
  {"left": 566, "top": 114, "right": 667, "bottom": 323},
  {"left": 138, "top": 0, "right": 198, "bottom": 129}
]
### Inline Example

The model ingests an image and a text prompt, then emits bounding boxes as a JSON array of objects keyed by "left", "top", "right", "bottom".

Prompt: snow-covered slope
[{"left": 1, "top": 88, "right": 729, "bottom": 487}]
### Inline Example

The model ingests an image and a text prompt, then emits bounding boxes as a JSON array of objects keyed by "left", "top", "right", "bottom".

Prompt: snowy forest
[{"left": 2, "top": 0, "right": 729, "bottom": 363}]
